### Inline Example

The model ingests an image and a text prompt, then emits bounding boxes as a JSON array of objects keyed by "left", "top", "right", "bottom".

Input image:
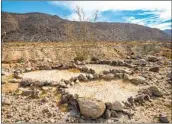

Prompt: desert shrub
[
  {"left": 74, "top": 48, "right": 89, "bottom": 61},
  {"left": 132, "top": 42, "right": 161, "bottom": 56}
]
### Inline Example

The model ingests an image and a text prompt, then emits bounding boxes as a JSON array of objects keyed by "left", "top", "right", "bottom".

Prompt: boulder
[
  {"left": 130, "top": 76, "right": 146, "bottom": 85},
  {"left": 147, "top": 56, "right": 159, "bottom": 62},
  {"left": 77, "top": 97, "right": 106, "bottom": 119},
  {"left": 149, "top": 67, "right": 159, "bottom": 72},
  {"left": 103, "top": 74, "right": 114, "bottom": 81},
  {"left": 78, "top": 74, "right": 88, "bottom": 82}
]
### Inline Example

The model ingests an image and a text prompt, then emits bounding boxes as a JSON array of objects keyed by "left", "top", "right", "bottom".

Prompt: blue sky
[{"left": 2, "top": 1, "right": 172, "bottom": 30}]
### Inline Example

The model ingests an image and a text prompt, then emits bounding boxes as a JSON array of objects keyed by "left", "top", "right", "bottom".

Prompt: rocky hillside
[
  {"left": 164, "top": 29, "right": 171, "bottom": 36},
  {"left": 1, "top": 12, "right": 171, "bottom": 42}
]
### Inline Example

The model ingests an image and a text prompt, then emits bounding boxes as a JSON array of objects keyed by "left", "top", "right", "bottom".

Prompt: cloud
[{"left": 49, "top": 1, "right": 171, "bottom": 29}]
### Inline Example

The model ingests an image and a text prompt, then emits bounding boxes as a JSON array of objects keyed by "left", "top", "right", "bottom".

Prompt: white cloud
[
  {"left": 151, "top": 22, "right": 172, "bottom": 30},
  {"left": 49, "top": 1, "right": 171, "bottom": 29},
  {"left": 50, "top": 1, "right": 171, "bottom": 20}
]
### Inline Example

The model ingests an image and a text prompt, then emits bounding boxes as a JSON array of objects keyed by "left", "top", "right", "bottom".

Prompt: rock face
[{"left": 77, "top": 98, "right": 106, "bottom": 119}]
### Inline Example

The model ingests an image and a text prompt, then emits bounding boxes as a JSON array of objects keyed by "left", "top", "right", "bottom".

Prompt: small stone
[
  {"left": 130, "top": 76, "right": 146, "bottom": 85},
  {"left": 103, "top": 74, "right": 114, "bottom": 81},
  {"left": 159, "top": 113, "right": 169, "bottom": 123},
  {"left": 2, "top": 99, "right": 11, "bottom": 105},
  {"left": 88, "top": 69, "right": 96, "bottom": 74},
  {"left": 104, "top": 109, "right": 111, "bottom": 119},
  {"left": 147, "top": 56, "right": 159, "bottom": 62},
  {"left": 105, "top": 102, "right": 112, "bottom": 109},
  {"left": 78, "top": 74, "right": 88, "bottom": 82},
  {"left": 103, "top": 70, "right": 110, "bottom": 75},
  {"left": 21, "top": 89, "right": 33, "bottom": 96},
  {"left": 111, "top": 110, "right": 118, "bottom": 117},
  {"left": 20, "top": 79, "right": 32, "bottom": 87},
  {"left": 93, "top": 74, "right": 99, "bottom": 80},
  {"left": 149, "top": 67, "right": 159, "bottom": 72},
  {"left": 148, "top": 86, "right": 163, "bottom": 97},
  {"left": 86, "top": 74, "right": 94, "bottom": 80}
]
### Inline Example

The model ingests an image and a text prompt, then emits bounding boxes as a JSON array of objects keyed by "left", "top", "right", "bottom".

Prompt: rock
[
  {"left": 159, "top": 113, "right": 169, "bottom": 123},
  {"left": 64, "top": 80, "right": 71, "bottom": 85},
  {"left": 34, "top": 80, "right": 45, "bottom": 87},
  {"left": 114, "top": 73, "right": 124, "bottom": 79},
  {"left": 123, "top": 73, "right": 131, "bottom": 80},
  {"left": 78, "top": 74, "right": 88, "bottom": 82},
  {"left": 134, "top": 59, "right": 147, "bottom": 66},
  {"left": 117, "top": 60, "right": 125, "bottom": 66},
  {"left": 130, "top": 76, "right": 146, "bottom": 85},
  {"left": 102, "top": 60, "right": 112, "bottom": 65},
  {"left": 103, "top": 74, "right": 114, "bottom": 81},
  {"left": 147, "top": 56, "right": 159, "bottom": 62},
  {"left": 111, "top": 101, "right": 124, "bottom": 112},
  {"left": 149, "top": 67, "right": 159, "bottom": 72},
  {"left": 77, "top": 97, "right": 106, "bottom": 119},
  {"left": 25, "top": 67, "right": 32, "bottom": 72},
  {"left": 81, "top": 67, "right": 89, "bottom": 72},
  {"left": 105, "top": 102, "right": 112, "bottom": 109},
  {"left": 59, "top": 81, "right": 67, "bottom": 88},
  {"left": 91, "top": 57, "right": 100, "bottom": 61},
  {"left": 104, "top": 109, "right": 111, "bottom": 119},
  {"left": 148, "top": 86, "right": 163, "bottom": 97},
  {"left": 111, "top": 60, "right": 118, "bottom": 66},
  {"left": 38, "top": 65, "right": 52, "bottom": 70},
  {"left": 70, "top": 77, "right": 77, "bottom": 82},
  {"left": 20, "top": 79, "right": 32, "bottom": 87},
  {"left": 103, "top": 70, "right": 110, "bottom": 75},
  {"left": 92, "top": 74, "right": 99, "bottom": 80},
  {"left": 88, "top": 69, "right": 96, "bottom": 74},
  {"left": 86, "top": 74, "right": 94, "bottom": 80},
  {"left": 2, "top": 68, "right": 10, "bottom": 76},
  {"left": 111, "top": 110, "right": 118, "bottom": 117}
]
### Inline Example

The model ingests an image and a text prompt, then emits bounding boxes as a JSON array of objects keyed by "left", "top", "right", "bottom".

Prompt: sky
[{"left": 2, "top": 1, "right": 172, "bottom": 30}]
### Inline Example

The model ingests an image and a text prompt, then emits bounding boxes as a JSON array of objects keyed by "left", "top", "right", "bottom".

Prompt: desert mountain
[
  {"left": 1, "top": 12, "right": 171, "bottom": 42},
  {"left": 164, "top": 29, "right": 171, "bottom": 37}
]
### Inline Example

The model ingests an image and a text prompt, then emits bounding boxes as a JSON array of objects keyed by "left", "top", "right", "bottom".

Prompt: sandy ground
[
  {"left": 65, "top": 79, "right": 140, "bottom": 103},
  {"left": 21, "top": 69, "right": 84, "bottom": 82}
]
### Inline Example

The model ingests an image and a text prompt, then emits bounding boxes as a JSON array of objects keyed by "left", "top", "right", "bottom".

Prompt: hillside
[
  {"left": 164, "top": 29, "right": 171, "bottom": 36},
  {"left": 1, "top": 12, "right": 171, "bottom": 42}
]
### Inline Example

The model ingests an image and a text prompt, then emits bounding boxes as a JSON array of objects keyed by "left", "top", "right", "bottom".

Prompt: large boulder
[{"left": 77, "top": 97, "right": 106, "bottom": 119}]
